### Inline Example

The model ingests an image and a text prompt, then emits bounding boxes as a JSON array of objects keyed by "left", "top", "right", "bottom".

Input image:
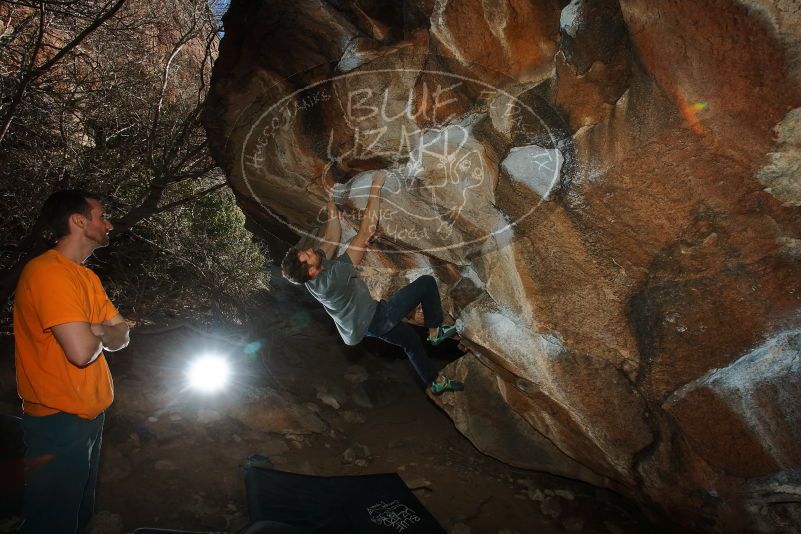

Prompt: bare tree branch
[
  {"left": 0, "top": 0, "right": 265, "bottom": 322},
  {"left": 150, "top": 181, "right": 226, "bottom": 216},
  {"left": 147, "top": 4, "right": 202, "bottom": 170},
  {"left": 0, "top": 0, "right": 127, "bottom": 144}
]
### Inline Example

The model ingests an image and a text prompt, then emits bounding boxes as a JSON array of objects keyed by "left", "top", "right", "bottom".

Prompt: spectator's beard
[{"left": 315, "top": 248, "right": 326, "bottom": 264}]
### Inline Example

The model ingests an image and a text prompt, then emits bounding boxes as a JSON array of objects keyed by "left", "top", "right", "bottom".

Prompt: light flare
[
  {"left": 678, "top": 95, "right": 708, "bottom": 134},
  {"left": 186, "top": 355, "right": 230, "bottom": 393}
]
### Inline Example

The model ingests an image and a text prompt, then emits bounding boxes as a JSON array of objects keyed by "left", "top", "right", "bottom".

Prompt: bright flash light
[{"left": 187, "top": 355, "right": 230, "bottom": 393}]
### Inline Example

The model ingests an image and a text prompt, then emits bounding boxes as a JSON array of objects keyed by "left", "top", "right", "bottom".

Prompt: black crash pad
[
  {"left": 244, "top": 466, "right": 445, "bottom": 534},
  {"left": 133, "top": 524, "right": 302, "bottom": 534}
]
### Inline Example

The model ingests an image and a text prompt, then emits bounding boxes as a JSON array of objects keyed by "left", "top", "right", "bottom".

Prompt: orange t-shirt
[{"left": 13, "top": 248, "right": 117, "bottom": 419}]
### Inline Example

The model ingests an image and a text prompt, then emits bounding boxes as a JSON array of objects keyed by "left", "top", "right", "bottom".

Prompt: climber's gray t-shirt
[{"left": 305, "top": 252, "right": 378, "bottom": 346}]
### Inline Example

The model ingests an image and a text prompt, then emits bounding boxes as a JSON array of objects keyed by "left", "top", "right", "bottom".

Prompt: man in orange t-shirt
[{"left": 13, "top": 190, "right": 129, "bottom": 534}]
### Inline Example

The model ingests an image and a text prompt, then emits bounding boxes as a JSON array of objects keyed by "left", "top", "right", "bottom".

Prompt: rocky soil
[{"left": 0, "top": 272, "right": 658, "bottom": 533}]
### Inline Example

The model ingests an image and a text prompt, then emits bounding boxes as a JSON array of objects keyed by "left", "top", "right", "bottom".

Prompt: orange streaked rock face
[{"left": 205, "top": 1, "right": 801, "bottom": 531}]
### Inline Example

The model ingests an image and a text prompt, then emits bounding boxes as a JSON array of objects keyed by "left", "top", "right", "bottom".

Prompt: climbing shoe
[
  {"left": 428, "top": 324, "right": 458, "bottom": 346},
  {"left": 430, "top": 376, "right": 464, "bottom": 395}
]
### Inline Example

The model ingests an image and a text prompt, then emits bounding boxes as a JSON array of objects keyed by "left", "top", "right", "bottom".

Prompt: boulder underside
[{"left": 204, "top": 1, "right": 801, "bottom": 531}]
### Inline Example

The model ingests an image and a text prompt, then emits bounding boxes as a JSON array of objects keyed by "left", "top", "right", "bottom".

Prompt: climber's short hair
[{"left": 281, "top": 246, "right": 312, "bottom": 285}]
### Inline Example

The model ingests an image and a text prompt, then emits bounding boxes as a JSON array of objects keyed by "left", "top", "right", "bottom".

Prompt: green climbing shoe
[
  {"left": 428, "top": 324, "right": 458, "bottom": 346},
  {"left": 430, "top": 376, "right": 465, "bottom": 395}
]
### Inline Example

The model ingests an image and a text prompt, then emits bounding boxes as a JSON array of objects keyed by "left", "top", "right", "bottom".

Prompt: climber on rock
[{"left": 281, "top": 170, "right": 464, "bottom": 395}]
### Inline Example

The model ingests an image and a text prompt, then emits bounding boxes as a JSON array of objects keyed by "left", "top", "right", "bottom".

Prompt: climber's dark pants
[
  {"left": 21, "top": 411, "right": 104, "bottom": 534},
  {"left": 365, "top": 275, "right": 442, "bottom": 385}
]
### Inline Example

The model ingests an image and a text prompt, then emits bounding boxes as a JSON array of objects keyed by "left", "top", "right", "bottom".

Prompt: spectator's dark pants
[
  {"left": 21, "top": 411, "right": 105, "bottom": 534},
  {"left": 366, "top": 275, "right": 443, "bottom": 385}
]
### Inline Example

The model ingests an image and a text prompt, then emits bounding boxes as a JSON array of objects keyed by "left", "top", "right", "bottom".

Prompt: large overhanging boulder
[{"left": 204, "top": 1, "right": 801, "bottom": 531}]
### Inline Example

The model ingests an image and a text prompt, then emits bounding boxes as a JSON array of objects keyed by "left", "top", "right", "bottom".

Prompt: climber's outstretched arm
[
  {"left": 319, "top": 196, "right": 341, "bottom": 260},
  {"left": 346, "top": 171, "right": 386, "bottom": 266}
]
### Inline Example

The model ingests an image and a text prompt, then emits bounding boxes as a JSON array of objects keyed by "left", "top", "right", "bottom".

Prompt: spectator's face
[{"left": 83, "top": 198, "right": 113, "bottom": 248}]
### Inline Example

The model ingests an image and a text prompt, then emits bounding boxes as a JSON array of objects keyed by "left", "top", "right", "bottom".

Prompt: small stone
[
  {"left": 317, "top": 392, "right": 341, "bottom": 410},
  {"left": 148, "top": 417, "right": 158, "bottom": 422},
  {"left": 540, "top": 496, "right": 562, "bottom": 519},
  {"left": 344, "top": 365, "right": 369, "bottom": 383},
  {"left": 197, "top": 409, "right": 221, "bottom": 424},
  {"left": 386, "top": 439, "right": 406, "bottom": 449},
  {"left": 155, "top": 460, "right": 176, "bottom": 471},
  {"left": 342, "top": 443, "right": 371, "bottom": 464},
  {"left": 450, "top": 523, "right": 471, "bottom": 534},
  {"left": 497, "top": 530, "right": 521, "bottom": 534},
  {"left": 412, "top": 487, "right": 432, "bottom": 498},
  {"left": 169, "top": 414, "right": 182, "bottom": 421},
  {"left": 554, "top": 489, "right": 575, "bottom": 500},
  {"left": 563, "top": 518, "right": 584, "bottom": 532},
  {"left": 604, "top": 521, "right": 624, "bottom": 534},
  {"left": 354, "top": 459, "right": 369, "bottom": 467},
  {"left": 232, "top": 434, "right": 242, "bottom": 443},
  {"left": 527, "top": 489, "right": 545, "bottom": 502},
  {"left": 402, "top": 477, "right": 431, "bottom": 490},
  {"left": 342, "top": 448, "right": 356, "bottom": 464}
]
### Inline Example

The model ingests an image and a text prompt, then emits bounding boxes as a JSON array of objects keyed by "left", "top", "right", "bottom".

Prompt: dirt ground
[{"left": 0, "top": 274, "right": 660, "bottom": 534}]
